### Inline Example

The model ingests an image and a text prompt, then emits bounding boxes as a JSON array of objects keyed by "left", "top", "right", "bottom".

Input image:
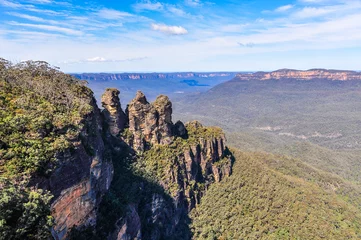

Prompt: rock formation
[
  {"left": 32, "top": 88, "right": 231, "bottom": 240},
  {"left": 73, "top": 72, "right": 234, "bottom": 81},
  {"left": 127, "top": 91, "right": 174, "bottom": 152},
  {"left": 101, "top": 88, "right": 127, "bottom": 136},
  {"left": 0, "top": 59, "right": 233, "bottom": 240},
  {"left": 234, "top": 69, "right": 361, "bottom": 81},
  {"left": 30, "top": 98, "right": 114, "bottom": 240},
  {"left": 102, "top": 91, "right": 232, "bottom": 240}
]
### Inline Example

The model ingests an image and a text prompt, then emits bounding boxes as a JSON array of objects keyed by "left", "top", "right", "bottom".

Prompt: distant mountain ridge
[
  {"left": 73, "top": 72, "right": 237, "bottom": 81},
  {"left": 235, "top": 69, "right": 361, "bottom": 81}
]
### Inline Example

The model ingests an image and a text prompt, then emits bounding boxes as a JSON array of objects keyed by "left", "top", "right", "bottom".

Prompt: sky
[{"left": 0, "top": 0, "right": 361, "bottom": 72}]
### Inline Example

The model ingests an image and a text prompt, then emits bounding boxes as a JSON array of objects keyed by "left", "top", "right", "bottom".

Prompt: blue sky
[{"left": 0, "top": 0, "right": 361, "bottom": 72}]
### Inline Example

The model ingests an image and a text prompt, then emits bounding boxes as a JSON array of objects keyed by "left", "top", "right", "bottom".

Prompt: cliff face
[
  {"left": 166, "top": 124, "right": 231, "bottom": 211},
  {"left": 30, "top": 98, "right": 113, "bottom": 240},
  {"left": 0, "top": 60, "right": 232, "bottom": 240},
  {"left": 103, "top": 91, "right": 233, "bottom": 240},
  {"left": 72, "top": 72, "right": 234, "bottom": 81},
  {"left": 26, "top": 87, "right": 232, "bottom": 240},
  {"left": 27, "top": 88, "right": 231, "bottom": 240},
  {"left": 235, "top": 69, "right": 361, "bottom": 81}
]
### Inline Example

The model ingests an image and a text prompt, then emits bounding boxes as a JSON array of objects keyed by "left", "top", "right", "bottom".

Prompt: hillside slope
[
  {"left": 191, "top": 149, "right": 361, "bottom": 239},
  {"left": 174, "top": 69, "right": 361, "bottom": 184}
]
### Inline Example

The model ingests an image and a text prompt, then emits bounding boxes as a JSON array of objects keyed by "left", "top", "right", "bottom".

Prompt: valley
[
  {"left": 2, "top": 62, "right": 361, "bottom": 239},
  {"left": 73, "top": 72, "right": 238, "bottom": 105}
]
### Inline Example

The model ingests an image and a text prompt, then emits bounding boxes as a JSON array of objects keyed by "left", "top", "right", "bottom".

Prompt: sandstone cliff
[
  {"left": 100, "top": 91, "right": 233, "bottom": 240},
  {"left": 235, "top": 69, "right": 361, "bottom": 81},
  {"left": 73, "top": 72, "right": 234, "bottom": 81},
  {"left": 0, "top": 59, "right": 233, "bottom": 240},
  {"left": 126, "top": 91, "right": 173, "bottom": 152},
  {"left": 29, "top": 98, "right": 114, "bottom": 240},
  {"left": 101, "top": 88, "right": 127, "bottom": 136},
  {"left": 26, "top": 89, "right": 232, "bottom": 240}
]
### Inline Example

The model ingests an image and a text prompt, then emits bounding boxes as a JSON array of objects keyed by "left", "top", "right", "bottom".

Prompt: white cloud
[
  {"left": 151, "top": 23, "right": 188, "bottom": 35},
  {"left": 275, "top": 4, "right": 294, "bottom": 12},
  {"left": 0, "top": 0, "right": 29, "bottom": 8},
  {"left": 87, "top": 57, "right": 106, "bottom": 62},
  {"left": 27, "top": 0, "right": 52, "bottom": 4},
  {"left": 6, "top": 12, "right": 45, "bottom": 22},
  {"left": 7, "top": 22, "right": 83, "bottom": 36},
  {"left": 133, "top": 0, "right": 163, "bottom": 11},
  {"left": 96, "top": 8, "right": 134, "bottom": 19},
  {"left": 60, "top": 56, "right": 148, "bottom": 64},
  {"left": 167, "top": 6, "right": 187, "bottom": 16},
  {"left": 0, "top": 0, "right": 64, "bottom": 15},
  {"left": 292, "top": 1, "right": 361, "bottom": 19},
  {"left": 292, "top": 6, "right": 336, "bottom": 18},
  {"left": 185, "top": 0, "right": 201, "bottom": 7}
]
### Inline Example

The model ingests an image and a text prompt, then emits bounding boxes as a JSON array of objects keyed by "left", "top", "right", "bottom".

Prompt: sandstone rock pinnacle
[
  {"left": 127, "top": 91, "right": 174, "bottom": 151},
  {"left": 101, "top": 88, "right": 127, "bottom": 136}
]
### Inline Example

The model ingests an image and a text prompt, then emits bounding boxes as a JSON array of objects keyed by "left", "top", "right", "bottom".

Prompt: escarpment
[
  {"left": 0, "top": 59, "right": 232, "bottom": 240},
  {"left": 34, "top": 98, "right": 114, "bottom": 240},
  {"left": 98, "top": 90, "right": 233, "bottom": 240},
  {"left": 234, "top": 69, "right": 361, "bottom": 81}
]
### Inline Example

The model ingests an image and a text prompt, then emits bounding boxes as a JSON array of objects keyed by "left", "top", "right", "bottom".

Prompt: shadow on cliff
[{"left": 70, "top": 133, "right": 192, "bottom": 240}]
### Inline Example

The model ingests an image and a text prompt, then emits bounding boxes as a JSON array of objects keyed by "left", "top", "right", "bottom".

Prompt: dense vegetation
[
  {"left": 174, "top": 76, "right": 361, "bottom": 193},
  {"left": 135, "top": 123, "right": 227, "bottom": 197},
  {"left": 0, "top": 59, "right": 93, "bottom": 239},
  {"left": 191, "top": 149, "right": 361, "bottom": 239},
  {"left": 87, "top": 123, "right": 227, "bottom": 239},
  {"left": 4, "top": 59, "right": 361, "bottom": 240}
]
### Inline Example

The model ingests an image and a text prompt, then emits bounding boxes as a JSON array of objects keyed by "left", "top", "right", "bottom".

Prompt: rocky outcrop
[
  {"left": 34, "top": 88, "right": 231, "bottom": 240},
  {"left": 127, "top": 91, "right": 174, "bottom": 152},
  {"left": 168, "top": 122, "right": 231, "bottom": 211},
  {"left": 30, "top": 98, "right": 113, "bottom": 240},
  {"left": 100, "top": 91, "right": 233, "bottom": 240},
  {"left": 235, "top": 69, "right": 361, "bottom": 81},
  {"left": 102, "top": 88, "right": 127, "bottom": 136}
]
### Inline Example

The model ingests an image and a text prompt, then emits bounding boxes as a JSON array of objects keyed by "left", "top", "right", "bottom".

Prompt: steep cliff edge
[
  {"left": 94, "top": 89, "right": 233, "bottom": 240},
  {"left": 0, "top": 59, "right": 113, "bottom": 239},
  {"left": 0, "top": 59, "right": 233, "bottom": 240},
  {"left": 234, "top": 69, "right": 361, "bottom": 81},
  {"left": 73, "top": 72, "right": 234, "bottom": 81}
]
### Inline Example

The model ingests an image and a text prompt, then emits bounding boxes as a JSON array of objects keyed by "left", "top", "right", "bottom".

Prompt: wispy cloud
[
  {"left": 6, "top": 12, "right": 44, "bottom": 22},
  {"left": 275, "top": 4, "right": 294, "bottom": 12},
  {"left": 60, "top": 56, "right": 148, "bottom": 64},
  {"left": 185, "top": 0, "right": 201, "bottom": 7},
  {"left": 1, "top": 0, "right": 361, "bottom": 72},
  {"left": 7, "top": 21, "right": 83, "bottom": 36},
  {"left": 133, "top": 0, "right": 163, "bottom": 12},
  {"left": 0, "top": 0, "right": 65, "bottom": 15},
  {"left": 0, "top": 0, "right": 30, "bottom": 8},
  {"left": 167, "top": 6, "right": 187, "bottom": 16},
  {"left": 27, "top": 0, "right": 52, "bottom": 4},
  {"left": 151, "top": 23, "right": 188, "bottom": 35},
  {"left": 96, "top": 8, "right": 134, "bottom": 19}
]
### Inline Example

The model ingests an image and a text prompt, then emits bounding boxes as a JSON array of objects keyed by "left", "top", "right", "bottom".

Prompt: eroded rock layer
[
  {"left": 235, "top": 69, "right": 361, "bottom": 81},
  {"left": 101, "top": 88, "right": 127, "bottom": 136},
  {"left": 127, "top": 91, "right": 174, "bottom": 152}
]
